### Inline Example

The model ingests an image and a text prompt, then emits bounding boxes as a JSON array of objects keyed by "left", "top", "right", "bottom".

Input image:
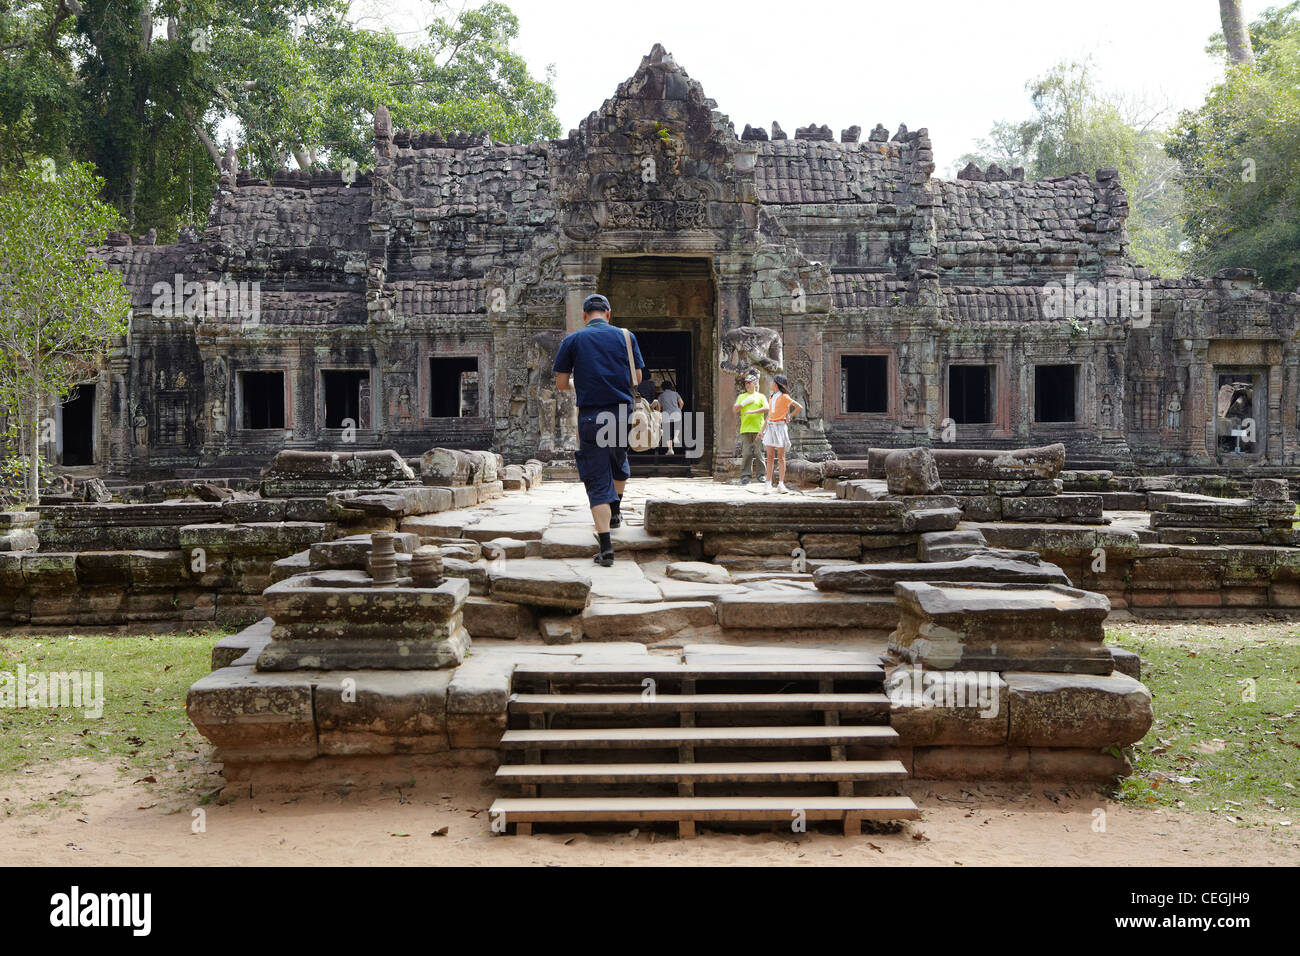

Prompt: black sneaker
[
  {"left": 593, "top": 550, "right": 614, "bottom": 567},
  {"left": 609, "top": 512, "right": 622, "bottom": 529}
]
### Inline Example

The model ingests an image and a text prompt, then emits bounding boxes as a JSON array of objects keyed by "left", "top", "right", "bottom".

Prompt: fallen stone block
[
  {"left": 271, "top": 551, "right": 312, "bottom": 584},
  {"left": 665, "top": 561, "right": 731, "bottom": 584},
  {"left": 482, "top": 537, "right": 530, "bottom": 559},
  {"left": 441, "top": 557, "right": 490, "bottom": 594},
  {"left": 580, "top": 601, "right": 715, "bottom": 641},
  {"left": 447, "top": 656, "right": 516, "bottom": 714},
  {"left": 462, "top": 596, "right": 537, "bottom": 639},
  {"left": 488, "top": 558, "right": 591, "bottom": 610},
  {"left": 420, "top": 447, "right": 479, "bottom": 486},
  {"left": 451, "top": 486, "right": 480, "bottom": 509},
  {"left": 1109, "top": 646, "right": 1141, "bottom": 680},
  {"left": 260, "top": 449, "right": 416, "bottom": 496},
  {"left": 610, "top": 525, "right": 675, "bottom": 551},
  {"left": 1005, "top": 671, "right": 1153, "bottom": 747},
  {"left": 814, "top": 555, "right": 1070, "bottom": 593},
  {"left": 538, "top": 526, "right": 599, "bottom": 558},
  {"left": 869, "top": 443, "right": 1065, "bottom": 481},
  {"left": 539, "top": 615, "right": 583, "bottom": 644},
  {"left": 0, "top": 529, "right": 38, "bottom": 552},
  {"left": 917, "top": 528, "right": 986, "bottom": 562},
  {"left": 884, "top": 447, "right": 942, "bottom": 495},
  {"left": 1251, "top": 478, "right": 1290, "bottom": 502},
  {"left": 890, "top": 581, "right": 1111, "bottom": 673},
  {"left": 211, "top": 618, "right": 274, "bottom": 669}
]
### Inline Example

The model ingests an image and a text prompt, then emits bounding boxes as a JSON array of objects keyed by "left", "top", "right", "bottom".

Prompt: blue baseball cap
[{"left": 583, "top": 294, "right": 611, "bottom": 314}]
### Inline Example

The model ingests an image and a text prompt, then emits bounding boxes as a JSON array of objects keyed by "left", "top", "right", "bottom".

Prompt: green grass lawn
[
  {"left": 0, "top": 630, "right": 226, "bottom": 783},
  {"left": 1108, "top": 623, "right": 1300, "bottom": 828}
]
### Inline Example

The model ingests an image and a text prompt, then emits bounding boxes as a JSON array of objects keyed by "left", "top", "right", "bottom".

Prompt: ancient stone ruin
[
  {"left": 8, "top": 44, "right": 1299, "bottom": 839},
  {"left": 30, "top": 43, "right": 1294, "bottom": 482}
]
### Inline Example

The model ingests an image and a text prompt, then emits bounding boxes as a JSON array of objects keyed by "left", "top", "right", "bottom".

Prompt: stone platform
[{"left": 185, "top": 474, "right": 1154, "bottom": 792}]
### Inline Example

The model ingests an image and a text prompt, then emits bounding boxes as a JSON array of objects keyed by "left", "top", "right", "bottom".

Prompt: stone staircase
[{"left": 489, "top": 661, "right": 919, "bottom": 838}]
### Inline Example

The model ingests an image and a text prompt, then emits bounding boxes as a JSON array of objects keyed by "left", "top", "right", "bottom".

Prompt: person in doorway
[
  {"left": 762, "top": 374, "right": 803, "bottom": 493},
  {"left": 553, "top": 294, "right": 644, "bottom": 567},
  {"left": 733, "top": 372, "right": 768, "bottom": 485},
  {"left": 655, "top": 379, "right": 684, "bottom": 455},
  {"left": 637, "top": 376, "right": 659, "bottom": 405}
]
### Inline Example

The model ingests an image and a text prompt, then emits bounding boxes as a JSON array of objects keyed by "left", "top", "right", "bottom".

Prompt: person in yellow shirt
[
  {"left": 732, "top": 372, "right": 769, "bottom": 485},
  {"left": 762, "top": 374, "right": 804, "bottom": 493}
]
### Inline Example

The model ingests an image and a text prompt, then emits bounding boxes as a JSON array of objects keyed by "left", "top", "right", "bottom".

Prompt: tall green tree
[
  {"left": 0, "top": 1, "right": 560, "bottom": 238},
  {"left": 958, "top": 60, "right": 1187, "bottom": 277},
  {"left": 0, "top": 162, "right": 131, "bottom": 504},
  {"left": 1169, "top": 3, "right": 1300, "bottom": 291}
]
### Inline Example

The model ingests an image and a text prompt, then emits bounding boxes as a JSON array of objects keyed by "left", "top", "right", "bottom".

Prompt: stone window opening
[
  {"left": 841, "top": 354, "right": 889, "bottom": 414},
  {"left": 239, "top": 370, "right": 286, "bottom": 429},
  {"left": 1034, "top": 364, "right": 1078, "bottom": 423},
  {"left": 430, "top": 356, "right": 479, "bottom": 418},
  {"left": 60, "top": 383, "right": 96, "bottom": 465},
  {"left": 322, "top": 369, "right": 371, "bottom": 429},
  {"left": 949, "top": 364, "right": 995, "bottom": 425}
]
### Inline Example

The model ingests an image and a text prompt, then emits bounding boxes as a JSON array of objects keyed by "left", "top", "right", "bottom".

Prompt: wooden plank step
[
  {"left": 509, "top": 692, "right": 890, "bottom": 714},
  {"left": 512, "top": 662, "right": 885, "bottom": 683},
  {"left": 500, "top": 725, "right": 899, "bottom": 749},
  {"left": 496, "top": 759, "right": 908, "bottom": 785},
  {"left": 490, "top": 795, "right": 921, "bottom": 824}
]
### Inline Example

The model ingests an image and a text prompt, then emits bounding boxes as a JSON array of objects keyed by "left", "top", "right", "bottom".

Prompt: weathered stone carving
[{"left": 720, "top": 326, "right": 783, "bottom": 379}]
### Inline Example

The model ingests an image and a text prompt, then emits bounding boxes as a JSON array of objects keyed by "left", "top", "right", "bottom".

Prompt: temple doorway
[
  {"left": 60, "top": 384, "right": 95, "bottom": 466},
  {"left": 599, "top": 256, "right": 715, "bottom": 472}
]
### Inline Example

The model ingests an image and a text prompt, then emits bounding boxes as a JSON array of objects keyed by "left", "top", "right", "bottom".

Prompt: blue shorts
[{"left": 575, "top": 405, "right": 631, "bottom": 507}]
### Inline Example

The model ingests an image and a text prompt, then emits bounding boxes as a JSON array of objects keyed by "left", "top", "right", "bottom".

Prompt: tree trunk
[
  {"left": 1219, "top": 0, "right": 1255, "bottom": 65},
  {"left": 28, "top": 380, "right": 40, "bottom": 506}
]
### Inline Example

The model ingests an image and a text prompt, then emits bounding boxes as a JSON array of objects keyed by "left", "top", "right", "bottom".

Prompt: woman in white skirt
[{"left": 761, "top": 374, "right": 803, "bottom": 492}]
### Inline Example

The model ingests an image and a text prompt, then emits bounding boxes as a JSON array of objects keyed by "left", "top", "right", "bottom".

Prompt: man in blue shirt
[{"left": 554, "top": 294, "right": 644, "bottom": 566}]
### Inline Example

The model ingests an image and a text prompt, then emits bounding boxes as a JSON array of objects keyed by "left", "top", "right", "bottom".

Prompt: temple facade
[{"left": 68, "top": 44, "right": 1300, "bottom": 478}]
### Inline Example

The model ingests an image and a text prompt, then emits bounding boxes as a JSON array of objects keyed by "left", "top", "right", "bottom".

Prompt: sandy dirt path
[{"left": 2, "top": 757, "right": 1295, "bottom": 866}]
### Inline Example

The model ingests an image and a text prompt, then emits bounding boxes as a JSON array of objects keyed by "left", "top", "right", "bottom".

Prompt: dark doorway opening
[
  {"left": 841, "top": 355, "right": 889, "bottom": 413},
  {"left": 61, "top": 384, "right": 95, "bottom": 465},
  {"left": 949, "top": 365, "right": 994, "bottom": 425},
  {"left": 323, "top": 370, "right": 369, "bottom": 429},
  {"left": 631, "top": 329, "right": 693, "bottom": 465},
  {"left": 599, "top": 255, "right": 715, "bottom": 472},
  {"left": 1035, "top": 364, "right": 1078, "bottom": 423},
  {"left": 430, "top": 357, "right": 479, "bottom": 417},
  {"left": 240, "top": 371, "right": 285, "bottom": 429}
]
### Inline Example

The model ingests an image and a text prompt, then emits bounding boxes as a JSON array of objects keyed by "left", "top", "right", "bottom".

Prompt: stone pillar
[
  {"left": 557, "top": 256, "right": 601, "bottom": 452},
  {"left": 1284, "top": 347, "right": 1300, "bottom": 464},
  {"left": 714, "top": 255, "right": 751, "bottom": 475}
]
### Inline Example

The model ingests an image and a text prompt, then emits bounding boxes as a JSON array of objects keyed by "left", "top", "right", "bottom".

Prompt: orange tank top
[{"left": 768, "top": 392, "right": 794, "bottom": 422}]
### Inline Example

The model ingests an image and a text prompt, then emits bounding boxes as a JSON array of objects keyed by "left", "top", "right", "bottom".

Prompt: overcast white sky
[{"left": 365, "top": 0, "right": 1273, "bottom": 174}]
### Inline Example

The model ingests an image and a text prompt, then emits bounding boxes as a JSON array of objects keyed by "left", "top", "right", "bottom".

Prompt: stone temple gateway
[{"left": 71, "top": 44, "right": 1300, "bottom": 481}]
